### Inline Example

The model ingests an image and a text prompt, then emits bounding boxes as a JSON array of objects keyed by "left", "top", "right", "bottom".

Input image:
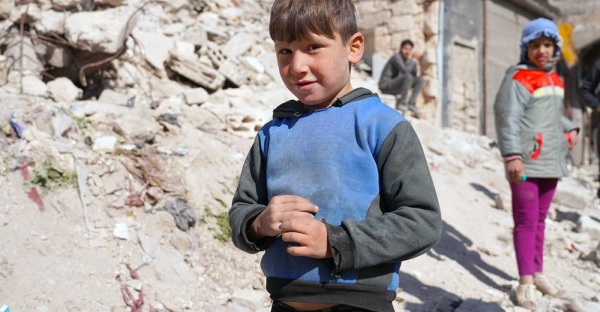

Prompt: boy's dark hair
[
  {"left": 400, "top": 39, "right": 414, "bottom": 49},
  {"left": 269, "top": 0, "right": 358, "bottom": 43}
]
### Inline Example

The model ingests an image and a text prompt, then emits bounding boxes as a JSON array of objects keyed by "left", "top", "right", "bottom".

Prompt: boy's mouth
[{"left": 295, "top": 81, "right": 316, "bottom": 90}]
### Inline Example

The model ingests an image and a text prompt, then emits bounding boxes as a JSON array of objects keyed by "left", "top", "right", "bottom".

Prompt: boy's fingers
[
  {"left": 281, "top": 231, "right": 308, "bottom": 244},
  {"left": 272, "top": 195, "right": 312, "bottom": 204},
  {"left": 287, "top": 245, "right": 313, "bottom": 257}
]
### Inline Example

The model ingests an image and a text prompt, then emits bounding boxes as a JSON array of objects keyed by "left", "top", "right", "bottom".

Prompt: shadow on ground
[
  {"left": 426, "top": 221, "right": 513, "bottom": 290},
  {"left": 399, "top": 272, "right": 505, "bottom": 312}
]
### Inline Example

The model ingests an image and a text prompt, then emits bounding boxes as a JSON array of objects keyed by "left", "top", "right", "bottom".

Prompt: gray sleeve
[
  {"left": 560, "top": 115, "right": 579, "bottom": 133},
  {"left": 228, "top": 135, "right": 273, "bottom": 253},
  {"left": 326, "top": 121, "right": 442, "bottom": 272},
  {"left": 493, "top": 74, "right": 530, "bottom": 156}
]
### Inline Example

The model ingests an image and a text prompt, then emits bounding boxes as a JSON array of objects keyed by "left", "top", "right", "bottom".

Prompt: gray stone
[
  {"left": 223, "top": 32, "right": 255, "bottom": 59},
  {"left": 92, "top": 136, "right": 118, "bottom": 153},
  {"left": 98, "top": 89, "right": 130, "bottom": 106},
  {"left": 4, "top": 35, "right": 44, "bottom": 74},
  {"left": 51, "top": 111, "right": 74, "bottom": 137},
  {"left": 47, "top": 77, "right": 82, "bottom": 102},
  {"left": 167, "top": 50, "right": 226, "bottom": 91},
  {"left": 21, "top": 75, "right": 48, "bottom": 97},
  {"left": 94, "top": 0, "right": 122, "bottom": 7},
  {"left": 183, "top": 88, "right": 209, "bottom": 105},
  {"left": 553, "top": 181, "right": 588, "bottom": 210},
  {"left": 182, "top": 26, "right": 208, "bottom": 47},
  {"left": 34, "top": 10, "right": 68, "bottom": 35},
  {"left": 131, "top": 30, "right": 174, "bottom": 71},
  {"left": 0, "top": 0, "right": 15, "bottom": 19},
  {"left": 114, "top": 114, "right": 157, "bottom": 143},
  {"left": 52, "top": 0, "right": 81, "bottom": 10},
  {"left": 45, "top": 46, "right": 72, "bottom": 68},
  {"left": 577, "top": 215, "right": 600, "bottom": 239},
  {"left": 231, "top": 289, "right": 268, "bottom": 309},
  {"left": 10, "top": 4, "right": 42, "bottom": 23},
  {"left": 65, "top": 7, "right": 136, "bottom": 54}
]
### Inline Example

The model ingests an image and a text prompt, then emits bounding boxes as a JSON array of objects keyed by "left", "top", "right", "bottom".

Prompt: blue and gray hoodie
[{"left": 229, "top": 88, "right": 442, "bottom": 311}]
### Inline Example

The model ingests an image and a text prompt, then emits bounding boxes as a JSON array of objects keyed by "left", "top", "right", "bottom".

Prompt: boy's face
[
  {"left": 275, "top": 32, "right": 363, "bottom": 110},
  {"left": 527, "top": 36, "right": 555, "bottom": 69}
]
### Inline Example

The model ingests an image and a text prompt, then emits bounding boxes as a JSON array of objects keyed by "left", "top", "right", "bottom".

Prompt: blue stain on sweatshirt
[{"left": 257, "top": 96, "right": 405, "bottom": 284}]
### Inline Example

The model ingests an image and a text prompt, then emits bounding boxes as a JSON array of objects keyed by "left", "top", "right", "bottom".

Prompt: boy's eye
[
  {"left": 278, "top": 49, "right": 292, "bottom": 55},
  {"left": 308, "top": 44, "right": 321, "bottom": 51}
]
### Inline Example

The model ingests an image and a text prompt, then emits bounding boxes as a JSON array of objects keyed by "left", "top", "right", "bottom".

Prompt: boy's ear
[{"left": 348, "top": 33, "right": 364, "bottom": 65}]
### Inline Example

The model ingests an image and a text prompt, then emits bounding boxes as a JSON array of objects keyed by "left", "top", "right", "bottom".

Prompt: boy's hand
[
  {"left": 249, "top": 195, "right": 318, "bottom": 239},
  {"left": 280, "top": 218, "right": 331, "bottom": 259}
]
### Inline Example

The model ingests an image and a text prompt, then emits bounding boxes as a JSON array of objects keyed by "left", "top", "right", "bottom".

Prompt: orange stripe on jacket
[{"left": 512, "top": 69, "right": 564, "bottom": 94}]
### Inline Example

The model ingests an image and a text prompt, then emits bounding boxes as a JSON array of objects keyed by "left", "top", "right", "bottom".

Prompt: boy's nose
[{"left": 289, "top": 53, "right": 309, "bottom": 75}]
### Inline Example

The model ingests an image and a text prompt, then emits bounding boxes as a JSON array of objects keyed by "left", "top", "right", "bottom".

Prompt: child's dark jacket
[{"left": 229, "top": 88, "right": 442, "bottom": 311}]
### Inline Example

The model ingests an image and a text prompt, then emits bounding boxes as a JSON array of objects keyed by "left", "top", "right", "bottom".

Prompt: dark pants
[
  {"left": 271, "top": 301, "right": 375, "bottom": 312},
  {"left": 509, "top": 178, "right": 558, "bottom": 276},
  {"left": 379, "top": 74, "right": 424, "bottom": 107}
]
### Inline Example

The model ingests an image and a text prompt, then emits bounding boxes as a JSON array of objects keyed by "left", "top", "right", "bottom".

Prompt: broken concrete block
[
  {"left": 52, "top": 0, "right": 81, "bottom": 10},
  {"left": 242, "top": 56, "right": 265, "bottom": 74},
  {"left": 132, "top": 30, "right": 175, "bottom": 71},
  {"left": 99, "top": 89, "right": 130, "bottom": 106},
  {"left": 0, "top": 0, "right": 15, "bottom": 19},
  {"left": 4, "top": 34, "right": 45, "bottom": 74},
  {"left": 223, "top": 32, "right": 255, "bottom": 59},
  {"left": 219, "top": 59, "right": 250, "bottom": 87},
  {"left": 65, "top": 6, "right": 137, "bottom": 54},
  {"left": 10, "top": 3, "right": 42, "bottom": 23},
  {"left": 203, "top": 42, "right": 227, "bottom": 68},
  {"left": 52, "top": 110, "right": 74, "bottom": 138},
  {"left": 114, "top": 114, "right": 157, "bottom": 143},
  {"left": 182, "top": 26, "right": 208, "bottom": 47},
  {"left": 34, "top": 10, "right": 68, "bottom": 35},
  {"left": 47, "top": 77, "right": 82, "bottom": 102},
  {"left": 167, "top": 51, "right": 225, "bottom": 91},
  {"left": 94, "top": 0, "right": 123, "bottom": 6},
  {"left": 21, "top": 75, "right": 48, "bottom": 97},
  {"left": 0, "top": 55, "right": 6, "bottom": 85},
  {"left": 231, "top": 289, "right": 268, "bottom": 310},
  {"left": 554, "top": 180, "right": 589, "bottom": 210},
  {"left": 183, "top": 88, "right": 209, "bottom": 105},
  {"left": 172, "top": 41, "right": 197, "bottom": 62},
  {"left": 93, "top": 136, "right": 118, "bottom": 153},
  {"left": 45, "top": 46, "right": 72, "bottom": 68},
  {"left": 577, "top": 215, "right": 600, "bottom": 239}
]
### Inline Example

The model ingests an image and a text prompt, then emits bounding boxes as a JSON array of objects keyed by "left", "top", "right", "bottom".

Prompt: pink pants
[{"left": 509, "top": 178, "right": 558, "bottom": 276}]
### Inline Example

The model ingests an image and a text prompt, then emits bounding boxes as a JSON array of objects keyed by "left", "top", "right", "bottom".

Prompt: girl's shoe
[
  {"left": 534, "top": 274, "right": 566, "bottom": 297},
  {"left": 515, "top": 284, "right": 538, "bottom": 310}
]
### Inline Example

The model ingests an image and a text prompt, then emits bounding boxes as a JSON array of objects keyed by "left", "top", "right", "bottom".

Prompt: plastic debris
[
  {"left": 21, "top": 165, "right": 46, "bottom": 211},
  {"left": 9, "top": 114, "right": 25, "bottom": 138},
  {"left": 113, "top": 223, "right": 129, "bottom": 240},
  {"left": 126, "top": 96, "right": 136, "bottom": 107},
  {"left": 161, "top": 199, "right": 197, "bottom": 231}
]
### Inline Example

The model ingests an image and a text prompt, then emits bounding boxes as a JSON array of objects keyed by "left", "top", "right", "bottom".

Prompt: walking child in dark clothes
[
  {"left": 228, "top": 1, "right": 442, "bottom": 311},
  {"left": 580, "top": 59, "right": 600, "bottom": 195},
  {"left": 378, "top": 39, "right": 424, "bottom": 114},
  {"left": 493, "top": 18, "right": 578, "bottom": 311}
]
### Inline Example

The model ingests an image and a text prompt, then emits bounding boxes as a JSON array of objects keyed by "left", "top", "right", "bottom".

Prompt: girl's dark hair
[{"left": 269, "top": 0, "right": 358, "bottom": 43}]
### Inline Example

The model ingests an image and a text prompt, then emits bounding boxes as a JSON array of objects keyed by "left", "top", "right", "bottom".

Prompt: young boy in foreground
[{"left": 229, "top": 1, "right": 442, "bottom": 311}]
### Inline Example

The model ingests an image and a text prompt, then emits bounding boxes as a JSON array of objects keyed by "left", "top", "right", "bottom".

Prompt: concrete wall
[{"left": 441, "top": 0, "right": 483, "bottom": 132}]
